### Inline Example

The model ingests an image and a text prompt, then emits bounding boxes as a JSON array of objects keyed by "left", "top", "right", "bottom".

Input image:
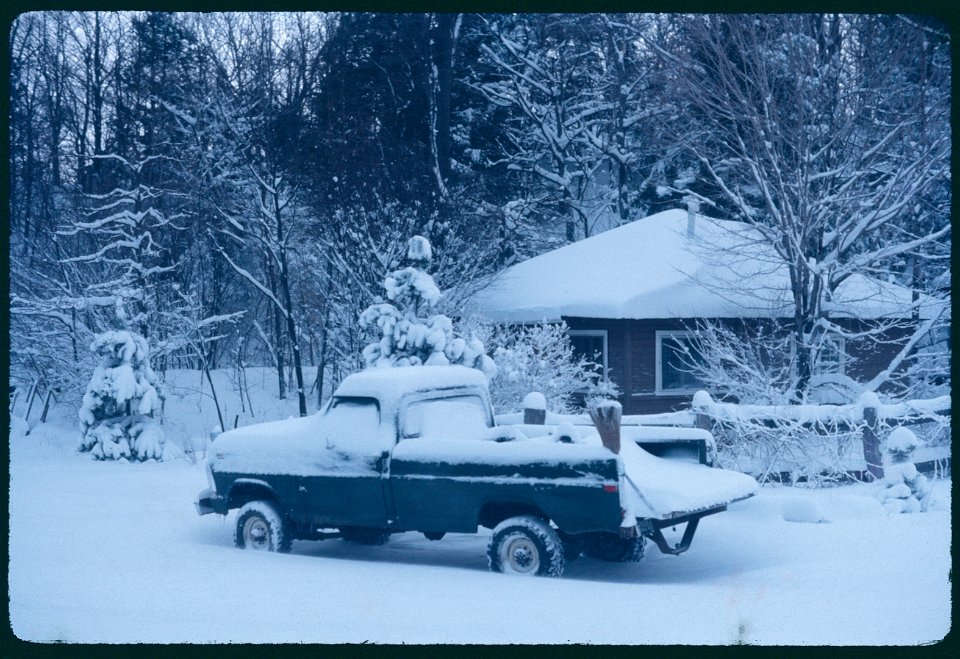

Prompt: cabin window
[
  {"left": 791, "top": 335, "right": 847, "bottom": 376},
  {"left": 814, "top": 336, "right": 846, "bottom": 375},
  {"left": 568, "top": 329, "right": 608, "bottom": 378},
  {"left": 656, "top": 331, "right": 707, "bottom": 394}
]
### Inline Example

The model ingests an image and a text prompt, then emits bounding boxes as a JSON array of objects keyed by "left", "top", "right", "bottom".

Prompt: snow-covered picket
[
  {"left": 78, "top": 330, "right": 165, "bottom": 461},
  {"left": 360, "top": 236, "right": 497, "bottom": 377},
  {"left": 877, "top": 427, "right": 932, "bottom": 514}
]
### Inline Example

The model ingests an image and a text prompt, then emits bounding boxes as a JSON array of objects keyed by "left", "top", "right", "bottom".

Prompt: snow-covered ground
[{"left": 8, "top": 368, "right": 952, "bottom": 644}]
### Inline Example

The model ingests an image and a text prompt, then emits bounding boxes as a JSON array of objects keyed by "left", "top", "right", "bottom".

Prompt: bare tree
[{"left": 669, "top": 14, "right": 950, "bottom": 399}]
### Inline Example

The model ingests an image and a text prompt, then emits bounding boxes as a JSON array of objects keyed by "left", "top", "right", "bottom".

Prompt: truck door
[
  {"left": 390, "top": 393, "right": 494, "bottom": 533},
  {"left": 299, "top": 396, "right": 390, "bottom": 528}
]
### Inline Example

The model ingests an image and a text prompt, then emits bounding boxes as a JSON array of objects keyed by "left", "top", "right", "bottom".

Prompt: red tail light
[{"left": 603, "top": 484, "right": 618, "bottom": 493}]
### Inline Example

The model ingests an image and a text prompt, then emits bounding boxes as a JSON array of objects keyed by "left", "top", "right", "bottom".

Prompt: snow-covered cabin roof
[
  {"left": 334, "top": 365, "right": 489, "bottom": 411},
  {"left": 469, "top": 208, "right": 942, "bottom": 322}
]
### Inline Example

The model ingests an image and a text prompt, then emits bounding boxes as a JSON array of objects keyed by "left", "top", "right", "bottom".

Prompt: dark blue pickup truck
[{"left": 196, "top": 366, "right": 756, "bottom": 577}]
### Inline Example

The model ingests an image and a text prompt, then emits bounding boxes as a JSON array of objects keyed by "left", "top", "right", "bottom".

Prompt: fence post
[
  {"left": 695, "top": 411, "right": 712, "bottom": 432},
  {"left": 24, "top": 382, "right": 39, "bottom": 421},
  {"left": 861, "top": 404, "right": 884, "bottom": 481},
  {"left": 692, "top": 390, "right": 713, "bottom": 431},
  {"left": 523, "top": 392, "right": 546, "bottom": 425}
]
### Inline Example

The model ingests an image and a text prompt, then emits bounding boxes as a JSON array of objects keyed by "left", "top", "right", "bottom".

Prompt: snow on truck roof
[
  {"left": 334, "top": 365, "right": 488, "bottom": 405},
  {"left": 469, "top": 208, "right": 943, "bottom": 323}
]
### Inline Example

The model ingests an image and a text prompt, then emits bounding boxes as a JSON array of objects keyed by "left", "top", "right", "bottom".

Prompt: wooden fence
[{"left": 507, "top": 391, "right": 951, "bottom": 481}]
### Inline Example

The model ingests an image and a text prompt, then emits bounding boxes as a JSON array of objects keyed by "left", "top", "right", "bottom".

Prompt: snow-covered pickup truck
[{"left": 196, "top": 366, "right": 757, "bottom": 577}]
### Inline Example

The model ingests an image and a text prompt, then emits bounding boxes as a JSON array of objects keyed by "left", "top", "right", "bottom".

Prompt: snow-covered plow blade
[
  {"left": 503, "top": 417, "right": 758, "bottom": 557},
  {"left": 618, "top": 439, "right": 758, "bottom": 555}
]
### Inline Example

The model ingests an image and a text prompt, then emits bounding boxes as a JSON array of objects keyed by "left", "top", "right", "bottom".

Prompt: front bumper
[{"left": 195, "top": 488, "right": 228, "bottom": 516}]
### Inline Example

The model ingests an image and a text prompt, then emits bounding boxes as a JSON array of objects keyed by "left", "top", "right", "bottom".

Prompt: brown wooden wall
[{"left": 563, "top": 316, "right": 912, "bottom": 415}]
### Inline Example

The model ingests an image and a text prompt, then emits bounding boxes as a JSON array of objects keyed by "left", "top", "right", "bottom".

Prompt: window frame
[
  {"left": 655, "top": 330, "right": 707, "bottom": 395},
  {"left": 791, "top": 335, "right": 847, "bottom": 377},
  {"left": 568, "top": 329, "right": 609, "bottom": 379}
]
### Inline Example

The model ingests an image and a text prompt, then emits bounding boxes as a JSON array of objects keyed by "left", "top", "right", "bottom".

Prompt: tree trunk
[
  {"left": 266, "top": 255, "right": 286, "bottom": 400},
  {"left": 428, "top": 13, "right": 457, "bottom": 197},
  {"left": 274, "top": 190, "right": 307, "bottom": 417},
  {"left": 588, "top": 400, "right": 622, "bottom": 454}
]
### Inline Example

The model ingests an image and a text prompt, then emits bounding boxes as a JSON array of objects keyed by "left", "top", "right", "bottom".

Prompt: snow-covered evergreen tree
[
  {"left": 78, "top": 329, "right": 165, "bottom": 461},
  {"left": 878, "top": 427, "right": 931, "bottom": 514},
  {"left": 360, "top": 236, "right": 496, "bottom": 377}
]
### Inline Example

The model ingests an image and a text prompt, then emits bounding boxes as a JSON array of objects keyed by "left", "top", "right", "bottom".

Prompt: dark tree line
[{"left": 10, "top": 12, "right": 950, "bottom": 408}]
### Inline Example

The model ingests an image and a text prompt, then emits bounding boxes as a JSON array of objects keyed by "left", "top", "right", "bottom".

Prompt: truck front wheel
[
  {"left": 234, "top": 500, "right": 292, "bottom": 553},
  {"left": 488, "top": 515, "right": 564, "bottom": 577}
]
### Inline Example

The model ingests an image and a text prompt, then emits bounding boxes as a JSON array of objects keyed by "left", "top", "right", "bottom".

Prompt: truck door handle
[{"left": 298, "top": 485, "right": 308, "bottom": 493}]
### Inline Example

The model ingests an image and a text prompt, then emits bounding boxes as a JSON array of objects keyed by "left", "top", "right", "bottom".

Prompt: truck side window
[
  {"left": 402, "top": 395, "right": 490, "bottom": 440},
  {"left": 326, "top": 397, "right": 381, "bottom": 454}
]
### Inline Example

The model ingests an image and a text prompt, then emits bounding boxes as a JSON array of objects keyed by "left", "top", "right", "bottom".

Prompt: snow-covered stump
[
  {"left": 588, "top": 400, "right": 622, "bottom": 454},
  {"left": 877, "top": 427, "right": 932, "bottom": 514},
  {"left": 523, "top": 391, "right": 546, "bottom": 425}
]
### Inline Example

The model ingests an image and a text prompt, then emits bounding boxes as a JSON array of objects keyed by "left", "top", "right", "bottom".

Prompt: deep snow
[{"left": 7, "top": 368, "right": 952, "bottom": 644}]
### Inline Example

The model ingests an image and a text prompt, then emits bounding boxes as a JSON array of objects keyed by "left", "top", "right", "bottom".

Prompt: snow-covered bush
[
  {"left": 360, "top": 236, "right": 497, "bottom": 377},
  {"left": 682, "top": 322, "right": 868, "bottom": 484},
  {"left": 78, "top": 330, "right": 165, "bottom": 461},
  {"left": 877, "top": 427, "right": 931, "bottom": 514},
  {"left": 471, "top": 319, "right": 619, "bottom": 413}
]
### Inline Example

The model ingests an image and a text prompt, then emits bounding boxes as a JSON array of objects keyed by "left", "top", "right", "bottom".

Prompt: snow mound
[{"left": 781, "top": 496, "right": 825, "bottom": 524}]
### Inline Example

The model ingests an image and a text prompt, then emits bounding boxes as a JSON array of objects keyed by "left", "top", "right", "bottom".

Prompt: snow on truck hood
[{"left": 210, "top": 413, "right": 386, "bottom": 477}]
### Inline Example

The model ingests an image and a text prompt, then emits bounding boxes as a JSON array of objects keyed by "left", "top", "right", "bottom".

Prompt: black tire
[
  {"left": 422, "top": 531, "right": 445, "bottom": 541},
  {"left": 487, "top": 515, "right": 565, "bottom": 577},
  {"left": 340, "top": 526, "right": 391, "bottom": 545},
  {"left": 556, "top": 529, "right": 585, "bottom": 561},
  {"left": 234, "top": 500, "right": 292, "bottom": 553},
  {"left": 583, "top": 532, "right": 645, "bottom": 563}
]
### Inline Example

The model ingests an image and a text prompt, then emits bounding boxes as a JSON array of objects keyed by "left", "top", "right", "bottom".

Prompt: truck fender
[
  {"left": 227, "top": 478, "right": 281, "bottom": 509},
  {"left": 478, "top": 500, "right": 549, "bottom": 530}
]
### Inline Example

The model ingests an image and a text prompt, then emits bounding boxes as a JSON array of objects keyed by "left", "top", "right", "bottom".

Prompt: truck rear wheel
[
  {"left": 583, "top": 532, "right": 645, "bottom": 563},
  {"left": 234, "top": 500, "right": 292, "bottom": 553},
  {"left": 488, "top": 515, "right": 564, "bottom": 577}
]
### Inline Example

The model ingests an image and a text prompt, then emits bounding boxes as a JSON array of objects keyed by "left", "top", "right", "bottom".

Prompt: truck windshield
[
  {"left": 326, "top": 397, "right": 382, "bottom": 454},
  {"left": 402, "top": 395, "right": 490, "bottom": 441}
]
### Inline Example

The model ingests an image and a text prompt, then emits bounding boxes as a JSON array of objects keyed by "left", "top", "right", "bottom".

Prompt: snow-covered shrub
[
  {"left": 472, "top": 319, "right": 620, "bottom": 413},
  {"left": 682, "top": 322, "right": 869, "bottom": 484},
  {"left": 78, "top": 330, "right": 165, "bottom": 461},
  {"left": 878, "top": 427, "right": 931, "bottom": 514},
  {"left": 360, "top": 236, "right": 497, "bottom": 377}
]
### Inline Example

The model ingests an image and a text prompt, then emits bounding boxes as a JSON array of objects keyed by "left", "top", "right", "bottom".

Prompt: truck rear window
[{"left": 402, "top": 395, "right": 490, "bottom": 441}]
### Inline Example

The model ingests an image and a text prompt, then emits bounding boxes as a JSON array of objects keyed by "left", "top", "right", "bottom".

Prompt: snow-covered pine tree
[
  {"left": 78, "top": 329, "right": 165, "bottom": 461},
  {"left": 360, "top": 236, "right": 496, "bottom": 377}
]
